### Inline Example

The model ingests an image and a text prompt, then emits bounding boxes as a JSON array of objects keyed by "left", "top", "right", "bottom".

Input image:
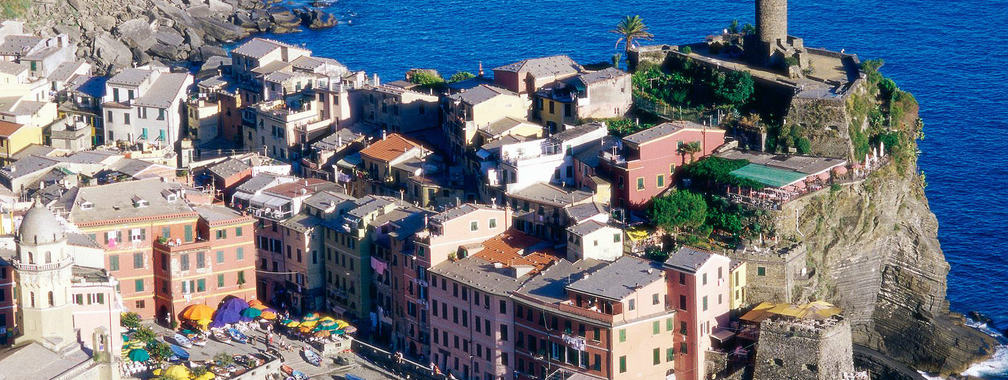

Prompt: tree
[
  {"left": 648, "top": 190, "right": 708, "bottom": 234},
  {"left": 611, "top": 53, "right": 622, "bottom": 69},
  {"left": 131, "top": 326, "right": 157, "bottom": 343},
  {"left": 742, "top": 23, "right": 756, "bottom": 35},
  {"left": 678, "top": 141, "right": 702, "bottom": 163},
  {"left": 712, "top": 70, "right": 754, "bottom": 109},
  {"left": 728, "top": 19, "right": 740, "bottom": 34},
  {"left": 611, "top": 15, "right": 654, "bottom": 61},
  {"left": 409, "top": 71, "right": 445, "bottom": 90},
  {"left": 147, "top": 341, "right": 171, "bottom": 361},
  {"left": 447, "top": 71, "right": 475, "bottom": 83},
  {"left": 121, "top": 312, "right": 142, "bottom": 330}
]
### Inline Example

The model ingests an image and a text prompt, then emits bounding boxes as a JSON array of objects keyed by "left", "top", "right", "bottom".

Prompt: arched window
[
  {"left": 29, "top": 292, "right": 35, "bottom": 308},
  {"left": 28, "top": 251, "right": 33, "bottom": 264},
  {"left": 45, "top": 251, "right": 52, "bottom": 264},
  {"left": 48, "top": 291, "right": 54, "bottom": 306}
]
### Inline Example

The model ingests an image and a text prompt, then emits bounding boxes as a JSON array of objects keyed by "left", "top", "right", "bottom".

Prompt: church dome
[{"left": 19, "top": 202, "right": 66, "bottom": 245}]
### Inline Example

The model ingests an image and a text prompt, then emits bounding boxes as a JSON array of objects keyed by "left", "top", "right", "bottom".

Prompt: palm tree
[
  {"left": 678, "top": 141, "right": 702, "bottom": 163},
  {"left": 612, "top": 15, "right": 654, "bottom": 61}
]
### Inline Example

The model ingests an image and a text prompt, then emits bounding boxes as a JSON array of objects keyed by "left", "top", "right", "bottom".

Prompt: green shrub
[
  {"left": 447, "top": 71, "right": 475, "bottom": 83},
  {"left": 648, "top": 189, "right": 707, "bottom": 233},
  {"left": 679, "top": 46, "right": 692, "bottom": 54}
]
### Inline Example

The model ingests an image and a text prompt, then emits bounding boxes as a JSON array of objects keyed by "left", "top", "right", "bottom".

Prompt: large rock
[
  {"left": 92, "top": 32, "right": 133, "bottom": 68},
  {"left": 116, "top": 18, "right": 156, "bottom": 51},
  {"left": 194, "top": 16, "right": 248, "bottom": 42},
  {"left": 207, "top": 0, "right": 234, "bottom": 14},
  {"left": 268, "top": 7, "right": 301, "bottom": 31},
  {"left": 296, "top": 8, "right": 338, "bottom": 29},
  {"left": 148, "top": 28, "right": 187, "bottom": 61}
]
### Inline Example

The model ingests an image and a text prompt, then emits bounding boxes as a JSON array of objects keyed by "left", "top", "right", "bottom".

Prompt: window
[
  {"left": 636, "top": 177, "right": 644, "bottom": 190},
  {"left": 499, "top": 324, "right": 508, "bottom": 341},
  {"left": 653, "top": 321, "right": 660, "bottom": 335},
  {"left": 184, "top": 225, "right": 193, "bottom": 242},
  {"left": 670, "top": 163, "right": 676, "bottom": 173},
  {"left": 237, "top": 247, "right": 244, "bottom": 260},
  {"left": 133, "top": 252, "right": 143, "bottom": 269},
  {"left": 237, "top": 271, "right": 246, "bottom": 285},
  {"left": 218, "top": 274, "right": 225, "bottom": 288},
  {"left": 703, "top": 296, "right": 708, "bottom": 311},
  {"left": 628, "top": 299, "right": 635, "bottom": 311},
  {"left": 618, "top": 329, "right": 626, "bottom": 342},
  {"left": 196, "top": 252, "right": 205, "bottom": 268},
  {"left": 216, "top": 251, "right": 224, "bottom": 263},
  {"left": 758, "top": 266, "right": 766, "bottom": 276},
  {"left": 499, "top": 300, "right": 506, "bottom": 314},
  {"left": 197, "top": 279, "right": 206, "bottom": 292},
  {"left": 653, "top": 293, "right": 660, "bottom": 305},
  {"left": 614, "top": 233, "right": 621, "bottom": 242},
  {"left": 657, "top": 174, "right": 665, "bottom": 188},
  {"left": 180, "top": 254, "right": 189, "bottom": 270},
  {"left": 653, "top": 348, "right": 660, "bottom": 365},
  {"left": 157, "top": 108, "right": 165, "bottom": 120},
  {"left": 619, "top": 356, "right": 627, "bottom": 373},
  {"left": 135, "top": 300, "right": 145, "bottom": 309},
  {"left": 124, "top": 113, "right": 130, "bottom": 125},
  {"left": 470, "top": 221, "right": 478, "bottom": 231},
  {"left": 702, "top": 272, "right": 708, "bottom": 285},
  {"left": 680, "top": 342, "right": 688, "bottom": 354},
  {"left": 236, "top": 227, "right": 243, "bottom": 237},
  {"left": 667, "top": 318, "right": 674, "bottom": 331},
  {"left": 679, "top": 295, "right": 687, "bottom": 310},
  {"left": 135, "top": 279, "right": 144, "bottom": 292},
  {"left": 666, "top": 347, "right": 675, "bottom": 362},
  {"left": 679, "top": 272, "right": 686, "bottom": 285},
  {"left": 489, "top": 218, "right": 497, "bottom": 229},
  {"left": 109, "top": 255, "right": 119, "bottom": 271}
]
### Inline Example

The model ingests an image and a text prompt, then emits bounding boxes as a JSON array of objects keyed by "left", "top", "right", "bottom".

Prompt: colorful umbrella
[
  {"left": 314, "top": 318, "right": 339, "bottom": 331},
  {"left": 314, "top": 330, "right": 331, "bottom": 338},
  {"left": 248, "top": 299, "right": 267, "bottom": 310},
  {"left": 301, "top": 312, "right": 321, "bottom": 322},
  {"left": 299, "top": 320, "right": 318, "bottom": 329},
  {"left": 128, "top": 348, "right": 150, "bottom": 362},
  {"left": 163, "top": 364, "right": 190, "bottom": 380},
  {"left": 240, "top": 307, "right": 262, "bottom": 319},
  {"left": 212, "top": 307, "right": 241, "bottom": 326},
  {"left": 121, "top": 333, "right": 130, "bottom": 342},
  {"left": 127, "top": 340, "right": 147, "bottom": 349},
  {"left": 180, "top": 304, "right": 215, "bottom": 321},
  {"left": 285, "top": 320, "right": 300, "bottom": 328},
  {"left": 335, "top": 320, "right": 350, "bottom": 329},
  {"left": 260, "top": 310, "right": 278, "bottom": 320},
  {"left": 218, "top": 297, "right": 249, "bottom": 313}
]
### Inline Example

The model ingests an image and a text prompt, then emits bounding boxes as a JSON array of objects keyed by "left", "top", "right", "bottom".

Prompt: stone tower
[
  {"left": 14, "top": 202, "right": 76, "bottom": 350},
  {"left": 753, "top": 315, "right": 857, "bottom": 380},
  {"left": 756, "top": 0, "right": 788, "bottom": 48}
]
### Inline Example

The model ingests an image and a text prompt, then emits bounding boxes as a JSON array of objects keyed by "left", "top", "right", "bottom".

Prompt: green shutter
[
  {"left": 619, "top": 356, "right": 626, "bottom": 373},
  {"left": 184, "top": 225, "right": 193, "bottom": 242},
  {"left": 135, "top": 279, "right": 144, "bottom": 292},
  {"left": 653, "top": 321, "right": 660, "bottom": 334},
  {"left": 217, "top": 274, "right": 224, "bottom": 288},
  {"left": 109, "top": 255, "right": 119, "bottom": 271},
  {"left": 236, "top": 247, "right": 244, "bottom": 260},
  {"left": 619, "top": 329, "right": 626, "bottom": 342},
  {"left": 666, "top": 318, "right": 674, "bottom": 331},
  {"left": 653, "top": 348, "right": 660, "bottom": 365},
  {"left": 666, "top": 347, "right": 675, "bottom": 362}
]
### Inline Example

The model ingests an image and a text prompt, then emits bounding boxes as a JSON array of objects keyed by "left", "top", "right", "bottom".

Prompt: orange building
[{"left": 153, "top": 205, "right": 257, "bottom": 324}]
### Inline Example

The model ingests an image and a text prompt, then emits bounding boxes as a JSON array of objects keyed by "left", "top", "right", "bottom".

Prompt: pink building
[
  {"left": 69, "top": 267, "right": 125, "bottom": 354},
  {"left": 428, "top": 229, "right": 558, "bottom": 380},
  {"left": 403, "top": 204, "right": 511, "bottom": 359},
  {"left": 595, "top": 121, "right": 726, "bottom": 210},
  {"left": 663, "top": 246, "right": 732, "bottom": 380}
]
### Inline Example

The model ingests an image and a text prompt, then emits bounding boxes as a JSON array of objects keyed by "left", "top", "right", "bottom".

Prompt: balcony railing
[{"left": 13, "top": 256, "right": 73, "bottom": 272}]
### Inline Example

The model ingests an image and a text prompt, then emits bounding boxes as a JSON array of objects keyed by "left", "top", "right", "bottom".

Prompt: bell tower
[{"left": 14, "top": 202, "right": 76, "bottom": 350}]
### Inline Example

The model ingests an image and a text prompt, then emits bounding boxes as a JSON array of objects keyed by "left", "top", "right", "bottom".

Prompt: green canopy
[
  {"left": 729, "top": 163, "right": 807, "bottom": 188},
  {"left": 128, "top": 348, "right": 150, "bottom": 362},
  {"left": 241, "top": 307, "right": 262, "bottom": 319}
]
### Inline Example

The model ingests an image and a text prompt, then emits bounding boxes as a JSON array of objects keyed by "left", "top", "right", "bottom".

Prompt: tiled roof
[
  {"left": 133, "top": 72, "right": 191, "bottom": 108},
  {"left": 448, "top": 84, "right": 515, "bottom": 106},
  {"left": 208, "top": 158, "right": 251, "bottom": 179},
  {"left": 263, "top": 178, "right": 334, "bottom": 198},
  {"left": 473, "top": 229, "right": 557, "bottom": 271},
  {"left": 493, "top": 55, "right": 581, "bottom": 77},
  {"left": 515, "top": 259, "right": 606, "bottom": 304},
  {"left": 0, "top": 60, "right": 26, "bottom": 76},
  {"left": 0, "top": 120, "right": 23, "bottom": 137},
  {"left": 430, "top": 203, "right": 494, "bottom": 225},
  {"left": 231, "top": 38, "right": 292, "bottom": 59},
  {"left": 566, "top": 219, "right": 612, "bottom": 237},
  {"left": 69, "top": 178, "right": 195, "bottom": 224},
  {"left": 359, "top": 133, "right": 421, "bottom": 163},
  {"left": 576, "top": 67, "right": 628, "bottom": 85},
  {"left": 663, "top": 246, "right": 715, "bottom": 273},
  {"left": 107, "top": 68, "right": 153, "bottom": 86},
  {"left": 508, "top": 182, "right": 593, "bottom": 207},
  {"left": 567, "top": 255, "right": 663, "bottom": 300},
  {"left": 623, "top": 120, "right": 706, "bottom": 145},
  {"left": 196, "top": 204, "right": 244, "bottom": 223}
]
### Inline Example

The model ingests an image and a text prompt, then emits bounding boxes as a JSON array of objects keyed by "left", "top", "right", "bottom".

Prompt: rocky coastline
[{"left": 21, "top": 0, "right": 340, "bottom": 73}]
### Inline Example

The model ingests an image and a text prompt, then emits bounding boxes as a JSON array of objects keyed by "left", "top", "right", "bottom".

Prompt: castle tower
[
  {"left": 13, "top": 202, "right": 76, "bottom": 350},
  {"left": 756, "top": 0, "right": 787, "bottom": 47}
]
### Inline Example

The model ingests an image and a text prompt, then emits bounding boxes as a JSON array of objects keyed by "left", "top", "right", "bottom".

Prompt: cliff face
[{"left": 771, "top": 138, "right": 995, "bottom": 374}]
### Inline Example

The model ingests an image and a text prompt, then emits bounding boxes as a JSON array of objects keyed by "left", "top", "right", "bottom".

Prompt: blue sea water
[{"left": 259, "top": 0, "right": 1008, "bottom": 376}]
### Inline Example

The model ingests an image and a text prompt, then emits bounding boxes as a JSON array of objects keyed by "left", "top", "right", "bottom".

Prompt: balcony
[
  {"left": 13, "top": 256, "right": 73, "bottom": 272},
  {"left": 154, "top": 237, "right": 211, "bottom": 253}
]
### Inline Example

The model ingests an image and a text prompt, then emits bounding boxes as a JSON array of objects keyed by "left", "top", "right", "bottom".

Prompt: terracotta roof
[
  {"left": 358, "top": 133, "right": 421, "bottom": 163},
  {"left": 0, "top": 120, "right": 24, "bottom": 137},
  {"left": 474, "top": 229, "right": 558, "bottom": 273}
]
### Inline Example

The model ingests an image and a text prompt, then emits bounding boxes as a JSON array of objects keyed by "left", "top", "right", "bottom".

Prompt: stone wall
[
  {"left": 753, "top": 316, "right": 855, "bottom": 380},
  {"left": 786, "top": 95, "right": 852, "bottom": 159},
  {"left": 728, "top": 243, "right": 807, "bottom": 305}
]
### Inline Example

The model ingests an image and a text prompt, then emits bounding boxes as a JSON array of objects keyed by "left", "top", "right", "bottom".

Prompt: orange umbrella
[
  {"left": 248, "top": 300, "right": 267, "bottom": 310},
  {"left": 180, "top": 304, "right": 214, "bottom": 321}
]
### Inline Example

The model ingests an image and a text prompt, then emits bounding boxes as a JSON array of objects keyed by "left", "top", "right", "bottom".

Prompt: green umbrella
[
  {"left": 128, "top": 348, "right": 150, "bottom": 362},
  {"left": 279, "top": 318, "right": 294, "bottom": 325},
  {"left": 301, "top": 312, "right": 320, "bottom": 322},
  {"left": 241, "top": 307, "right": 262, "bottom": 319},
  {"left": 121, "top": 333, "right": 130, "bottom": 342},
  {"left": 313, "top": 319, "right": 339, "bottom": 331}
]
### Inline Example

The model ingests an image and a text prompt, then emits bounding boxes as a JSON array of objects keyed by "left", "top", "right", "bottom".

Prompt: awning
[
  {"left": 336, "top": 152, "right": 362, "bottom": 169},
  {"left": 711, "top": 328, "right": 735, "bottom": 342},
  {"left": 730, "top": 163, "right": 808, "bottom": 188}
]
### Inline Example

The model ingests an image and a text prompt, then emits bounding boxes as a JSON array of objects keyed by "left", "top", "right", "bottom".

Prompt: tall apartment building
[
  {"left": 512, "top": 256, "right": 677, "bottom": 380},
  {"left": 428, "top": 229, "right": 558, "bottom": 380},
  {"left": 101, "top": 64, "right": 193, "bottom": 146}
]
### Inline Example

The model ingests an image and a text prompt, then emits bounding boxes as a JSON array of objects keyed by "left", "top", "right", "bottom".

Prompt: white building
[{"left": 101, "top": 64, "right": 193, "bottom": 146}]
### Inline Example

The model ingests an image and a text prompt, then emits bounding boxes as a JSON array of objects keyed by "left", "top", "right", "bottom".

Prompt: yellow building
[
  {"left": 0, "top": 120, "right": 42, "bottom": 163},
  {"left": 730, "top": 260, "right": 748, "bottom": 313}
]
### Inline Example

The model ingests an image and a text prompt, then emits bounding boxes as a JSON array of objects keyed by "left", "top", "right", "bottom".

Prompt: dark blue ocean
[{"left": 260, "top": 0, "right": 1008, "bottom": 376}]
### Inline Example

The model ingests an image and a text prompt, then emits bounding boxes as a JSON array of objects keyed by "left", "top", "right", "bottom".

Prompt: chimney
[{"left": 381, "top": 130, "right": 387, "bottom": 140}]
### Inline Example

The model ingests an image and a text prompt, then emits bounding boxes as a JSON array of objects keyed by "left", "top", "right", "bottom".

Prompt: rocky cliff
[
  {"left": 19, "top": 0, "right": 337, "bottom": 73},
  {"left": 772, "top": 91, "right": 996, "bottom": 374}
]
